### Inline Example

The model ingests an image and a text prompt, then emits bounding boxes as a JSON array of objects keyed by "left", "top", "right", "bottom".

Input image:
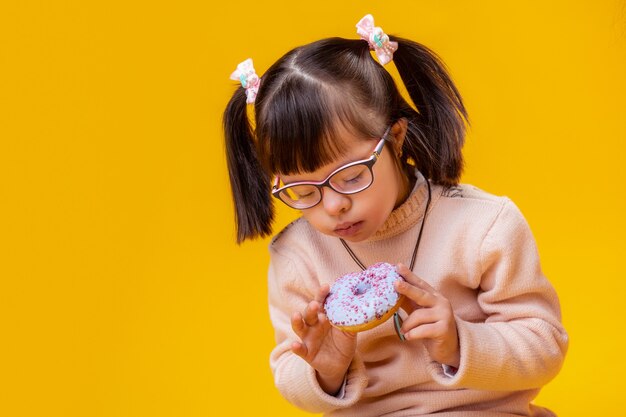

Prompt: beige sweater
[{"left": 267, "top": 175, "right": 568, "bottom": 416}]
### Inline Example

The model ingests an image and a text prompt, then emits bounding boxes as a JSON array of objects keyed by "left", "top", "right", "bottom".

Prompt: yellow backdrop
[{"left": 1, "top": 1, "right": 625, "bottom": 416}]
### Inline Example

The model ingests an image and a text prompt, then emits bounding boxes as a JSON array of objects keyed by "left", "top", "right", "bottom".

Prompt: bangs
[{"left": 256, "top": 76, "right": 380, "bottom": 175}]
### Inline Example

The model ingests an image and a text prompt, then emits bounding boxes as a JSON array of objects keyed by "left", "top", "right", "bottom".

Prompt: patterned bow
[
  {"left": 230, "top": 58, "right": 260, "bottom": 104},
  {"left": 356, "top": 14, "right": 398, "bottom": 66}
]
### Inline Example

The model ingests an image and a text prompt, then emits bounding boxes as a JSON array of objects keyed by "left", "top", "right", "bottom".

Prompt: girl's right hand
[{"left": 290, "top": 283, "right": 357, "bottom": 395}]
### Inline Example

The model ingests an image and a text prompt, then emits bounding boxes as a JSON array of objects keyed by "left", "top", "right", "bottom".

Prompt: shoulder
[
  {"left": 439, "top": 182, "right": 506, "bottom": 205},
  {"left": 269, "top": 217, "right": 331, "bottom": 259},
  {"left": 270, "top": 217, "right": 313, "bottom": 249},
  {"left": 431, "top": 182, "right": 529, "bottom": 243},
  {"left": 435, "top": 182, "right": 511, "bottom": 220},
  {"left": 444, "top": 183, "right": 528, "bottom": 222},
  {"left": 267, "top": 217, "right": 339, "bottom": 298},
  {"left": 268, "top": 217, "right": 349, "bottom": 282}
]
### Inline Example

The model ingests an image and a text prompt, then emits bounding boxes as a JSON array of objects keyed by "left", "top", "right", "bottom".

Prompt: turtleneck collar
[{"left": 363, "top": 171, "right": 438, "bottom": 242}]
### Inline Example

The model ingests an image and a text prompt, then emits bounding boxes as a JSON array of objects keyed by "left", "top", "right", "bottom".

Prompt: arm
[
  {"left": 427, "top": 200, "right": 569, "bottom": 390},
  {"left": 267, "top": 247, "right": 367, "bottom": 413}
]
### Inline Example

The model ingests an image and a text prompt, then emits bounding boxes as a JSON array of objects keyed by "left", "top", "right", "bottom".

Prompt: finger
[
  {"left": 398, "top": 294, "right": 418, "bottom": 315},
  {"left": 401, "top": 308, "right": 439, "bottom": 333},
  {"left": 413, "top": 276, "right": 437, "bottom": 293},
  {"left": 303, "top": 301, "right": 321, "bottom": 326},
  {"left": 394, "top": 279, "right": 437, "bottom": 308},
  {"left": 291, "top": 340, "right": 308, "bottom": 359},
  {"left": 396, "top": 263, "right": 419, "bottom": 284},
  {"left": 396, "top": 264, "right": 436, "bottom": 293},
  {"left": 317, "top": 312, "right": 329, "bottom": 326},
  {"left": 291, "top": 312, "right": 307, "bottom": 339},
  {"left": 315, "top": 283, "right": 331, "bottom": 304},
  {"left": 403, "top": 322, "right": 443, "bottom": 341}
]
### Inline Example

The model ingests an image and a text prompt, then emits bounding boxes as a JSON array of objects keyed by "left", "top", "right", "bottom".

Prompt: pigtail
[
  {"left": 223, "top": 87, "right": 274, "bottom": 243},
  {"left": 390, "top": 36, "right": 468, "bottom": 186}
]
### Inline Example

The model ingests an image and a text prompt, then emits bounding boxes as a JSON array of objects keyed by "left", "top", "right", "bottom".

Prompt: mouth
[{"left": 334, "top": 221, "right": 364, "bottom": 237}]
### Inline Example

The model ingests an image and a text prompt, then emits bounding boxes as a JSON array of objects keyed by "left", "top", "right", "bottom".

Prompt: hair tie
[
  {"left": 356, "top": 14, "right": 398, "bottom": 66},
  {"left": 230, "top": 58, "right": 260, "bottom": 104}
]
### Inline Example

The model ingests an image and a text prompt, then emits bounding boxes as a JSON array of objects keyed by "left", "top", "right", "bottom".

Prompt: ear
[{"left": 390, "top": 118, "right": 408, "bottom": 156}]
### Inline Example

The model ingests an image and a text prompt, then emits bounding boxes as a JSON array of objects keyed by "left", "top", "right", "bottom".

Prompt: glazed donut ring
[{"left": 323, "top": 262, "right": 404, "bottom": 332}]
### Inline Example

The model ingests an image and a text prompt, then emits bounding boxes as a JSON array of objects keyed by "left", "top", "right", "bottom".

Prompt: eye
[
  {"left": 344, "top": 172, "right": 364, "bottom": 183},
  {"left": 333, "top": 165, "right": 368, "bottom": 186},
  {"left": 283, "top": 184, "right": 318, "bottom": 201},
  {"left": 296, "top": 190, "right": 315, "bottom": 198}
]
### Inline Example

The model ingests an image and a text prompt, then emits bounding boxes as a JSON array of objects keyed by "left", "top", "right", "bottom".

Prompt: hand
[
  {"left": 291, "top": 283, "right": 357, "bottom": 394},
  {"left": 394, "top": 263, "right": 460, "bottom": 368}
]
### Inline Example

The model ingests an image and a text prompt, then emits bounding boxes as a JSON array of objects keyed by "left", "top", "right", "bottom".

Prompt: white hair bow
[
  {"left": 230, "top": 58, "right": 260, "bottom": 104},
  {"left": 356, "top": 14, "right": 398, "bottom": 66}
]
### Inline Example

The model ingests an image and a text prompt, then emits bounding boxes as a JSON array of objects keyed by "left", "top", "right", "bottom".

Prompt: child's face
[{"left": 280, "top": 123, "right": 408, "bottom": 242}]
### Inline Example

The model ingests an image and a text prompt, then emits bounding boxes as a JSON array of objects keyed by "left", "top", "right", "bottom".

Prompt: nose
[{"left": 321, "top": 187, "right": 351, "bottom": 215}]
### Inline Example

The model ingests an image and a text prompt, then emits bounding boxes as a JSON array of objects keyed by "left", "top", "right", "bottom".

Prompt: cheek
[
  {"left": 371, "top": 187, "right": 397, "bottom": 217},
  {"left": 300, "top": 208, "right": 327, "bottom": 230},
  {"left": 371, "top": 162, "right": 403, "bottom": 203},
  {"left": 357, "top": 182, "right": 397, "bottom": 223}
]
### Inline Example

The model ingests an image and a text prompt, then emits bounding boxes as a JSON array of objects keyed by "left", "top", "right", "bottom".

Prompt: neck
[{"left": 394, "top": 166, "right": 417, "bottom": 209}]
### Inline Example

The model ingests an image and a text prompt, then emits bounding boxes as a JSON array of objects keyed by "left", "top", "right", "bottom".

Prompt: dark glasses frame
[{"left": 271, "top": 126, "right": 392, "bottom": 209}]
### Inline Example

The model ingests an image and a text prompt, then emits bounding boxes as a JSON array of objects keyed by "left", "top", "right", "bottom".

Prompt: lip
[{"left": 334, "top": 221, "right": 364, "bottom": 237}]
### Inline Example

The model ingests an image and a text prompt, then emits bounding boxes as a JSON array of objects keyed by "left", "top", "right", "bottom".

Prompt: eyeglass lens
[{"left": 279, "top": 164, "right": 373, "bottom": 209}]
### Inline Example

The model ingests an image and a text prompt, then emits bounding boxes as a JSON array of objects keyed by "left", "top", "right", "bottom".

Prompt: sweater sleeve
[
  {"left": 267, "top": 245, "right": 368, "bottom": 413},
  {"left": 428, "top": 199, "right": 569, "bottom": 390}
]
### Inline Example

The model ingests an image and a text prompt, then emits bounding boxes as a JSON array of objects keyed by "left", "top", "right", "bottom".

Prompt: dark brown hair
[{"left": 223, "top": 36, "right": 468, "bottom": 243}]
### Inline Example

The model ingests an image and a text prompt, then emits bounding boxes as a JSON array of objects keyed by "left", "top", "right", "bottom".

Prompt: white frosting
[{"left": 324, "top": 262, "right": 402, "bottom": 328}]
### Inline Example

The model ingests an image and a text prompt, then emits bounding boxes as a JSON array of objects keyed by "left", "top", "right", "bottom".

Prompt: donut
[{"left": 323, "top": 262, "right": 404, "bottom": 332}]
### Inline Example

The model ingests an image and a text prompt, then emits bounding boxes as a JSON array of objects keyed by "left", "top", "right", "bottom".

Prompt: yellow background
[{"left": 1, "top": 1, "right": 625, "bottom": 416}]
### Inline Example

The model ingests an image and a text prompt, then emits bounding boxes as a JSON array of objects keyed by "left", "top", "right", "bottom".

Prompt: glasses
[{"left": 272, "top": 126, "right": 391, "bottom": 209}]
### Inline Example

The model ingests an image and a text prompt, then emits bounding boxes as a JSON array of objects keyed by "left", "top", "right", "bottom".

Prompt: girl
[{"left": 223, "top": 14, "right": 568, "bottom": 417}]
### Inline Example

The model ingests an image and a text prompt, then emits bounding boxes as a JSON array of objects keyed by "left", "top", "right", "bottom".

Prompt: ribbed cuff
[{"left": 295, "top": 354, "right": 368, "bottom": 413}]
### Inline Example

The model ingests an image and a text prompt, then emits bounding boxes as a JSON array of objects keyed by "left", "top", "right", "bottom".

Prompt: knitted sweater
[{"left": 267, "top": 174, "right": 568, "bottom": 416}]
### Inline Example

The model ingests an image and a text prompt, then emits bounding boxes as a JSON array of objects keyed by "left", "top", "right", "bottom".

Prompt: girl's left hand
[{"left": 394, "top": 263, "right": 460, "bottom": 368}]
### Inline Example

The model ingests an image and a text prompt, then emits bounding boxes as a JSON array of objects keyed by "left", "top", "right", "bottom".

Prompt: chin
[
  {"left": 338, "top": 231, "right": 372, "bottom": 243},
  {"left": 341, "top": 236, "right": 367, "bottom": 243}
]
